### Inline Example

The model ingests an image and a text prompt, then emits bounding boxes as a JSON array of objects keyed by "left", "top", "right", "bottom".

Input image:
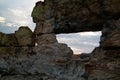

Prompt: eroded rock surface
[
  {"left": 0, "top": 0, "right": 120, "bottom": 80},
  {"left": 88, "top": 19, "right": 120, "bottom": 80},
  {"left": 0, "top": 43, "right": 87, "bottom": 80},
  {"left": 15, "top": 26, "right": 35, "bottom": 46},
  {"left": 0, "top": 32, "right": 18, "bottom": 46},
  {"left": 36, "top": 33, "right": 58, "bottom": 45},
  {"left": 32, "top": 0, "right": 120, "bottom": 34}
]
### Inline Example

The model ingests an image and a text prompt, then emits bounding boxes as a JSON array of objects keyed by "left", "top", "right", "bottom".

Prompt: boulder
[
  {"left": 15, "top": 26, "right": 34, "bottom": 46},
  {"left": 0, "top": 32, "right": 18, "bottom": 46}
]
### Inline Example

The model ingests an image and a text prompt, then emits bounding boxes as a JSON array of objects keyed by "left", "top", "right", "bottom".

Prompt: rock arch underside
[{"left": 0, "top": 0, "right": 120, "bottom": 80}]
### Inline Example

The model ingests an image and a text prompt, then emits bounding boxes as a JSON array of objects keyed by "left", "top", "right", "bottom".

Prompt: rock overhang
[{"left": 32, "top": 0, "right": 120, "bottom": 34}]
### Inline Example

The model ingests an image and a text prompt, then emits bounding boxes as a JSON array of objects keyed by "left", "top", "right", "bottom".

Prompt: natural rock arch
[
  {"left": 0, "top": 0, "right": 120, "bottom": 80},
  {"left": 31, "top": 0, "right": 120, "bottom": 80},
  {"left": 32, "top": 0, "right": 120, "bottom": 34}
]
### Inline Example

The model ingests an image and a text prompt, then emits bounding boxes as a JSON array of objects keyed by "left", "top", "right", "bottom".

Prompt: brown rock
[
  {"left": 32, "top": 0, "right": 120, "bottom": 34},
  {"left": 89, "top": 47, "right": 120, "bottom": 80},
  {"left": 15, "top": 26, "right": 34, "bottom": 46},
  {"left": 100, "top": 19, "right": 120, "bottom": 48},
  {"left": 0, "top": 32, "right": 18, "bottom": 46},
  {"left": 36, "top": 33, "right": 58, "bottom": 45},
  {"left": 101, "top": 29, "right": 120, "bottom": 48},
  {"left": 34, "top": 18, "right": 55, "bottom": 34}
]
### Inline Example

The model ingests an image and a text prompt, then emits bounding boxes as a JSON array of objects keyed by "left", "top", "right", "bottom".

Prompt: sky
[{"left": 0, "top": 0, "right": 101, "bottom": 54}]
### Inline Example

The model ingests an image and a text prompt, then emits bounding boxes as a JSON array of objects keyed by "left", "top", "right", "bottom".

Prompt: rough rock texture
[
  {"left": 0, "top": 43, "right": 86, "bottom": 80},
  {"left": 0, "top": 29, "right": 87, "bottom": 80},
  {"left": 100, "top": 19, "right": 120, "bottom": 48},
  {"left": 0, "top": 32, "right": 18, "bottom": 46},
  {"left": 36, "top": 33, "right": 58, "bottom": 45},
  {"left": 0, "top": 0, "right": 120, "bottom": 80},
  {"left": 88, "top": 47, "right": 120, "bottom": 80},
  {"left": 32, "top": 0, "right": 120, "bottom": 34},
  {"left": 34, "top": 18, "right": 55, "bottom": 34},
  {"left": 15, "top": 26, "right": 35, "bottom": 46},
  {"left": 87, "top": 19, "right": 120, "bottom": 80}
]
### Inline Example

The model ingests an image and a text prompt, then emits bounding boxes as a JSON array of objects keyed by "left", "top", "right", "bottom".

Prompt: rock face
[
  {"left": 36, "top": 33, "right": 58, "bottom": 45},
  {"left": 0, "top": 32, "right": 18, "bottom": 46},
  {"left": 0, "top": 27, "right": 87, "bottom": 80},
  {"left": 0, "top": 0, "right": 120, "bottom": 80},
  {"left": 32, "top": 0, "right": 120, "bottom": 34},
  {"left": 100, "top": 19, "right": 120, "bottom": 48},
  {"left": 0, "top": 39, "right": 86, "bottom": 80},
  {"left": 87, "top": 19, "right": 120, "bottom": 80}
]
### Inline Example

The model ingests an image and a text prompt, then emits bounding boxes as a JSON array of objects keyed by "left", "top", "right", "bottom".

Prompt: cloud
[
  {"left": 0, "top": 16, "right": 5, "bottom": 23},
  {"left": 6, "top": 23, "right": 13, "bottom": 27},
  {"left": 57, "top": 31, "right": 101, "bottom": 54},
  {"left": 79, "top": 31, "right": 101, "bottom": 36},
  {"left": 8, "top": 8, "right": 27, "bottom": 18}
]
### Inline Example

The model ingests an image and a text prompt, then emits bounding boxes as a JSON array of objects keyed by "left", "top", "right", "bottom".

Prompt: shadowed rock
[
  {"left": 100, "top": 19, "right": 120, "bottom": 48},
  {"left": 0, "top": 0, "right": 120, "bottom": 80},
  {"left": 32, "top": 0, "right": 120, "bottom": 34},
  {"left": 0, "top": 32, "right": 18, "bottom": 46}
]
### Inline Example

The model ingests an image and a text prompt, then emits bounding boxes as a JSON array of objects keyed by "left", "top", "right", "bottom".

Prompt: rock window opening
[
  {"left": 35, "top": 42, "right": 38, "bottom": 46},
  {"left": 56, "top": 31, "right": 101, "bottom": 54}
]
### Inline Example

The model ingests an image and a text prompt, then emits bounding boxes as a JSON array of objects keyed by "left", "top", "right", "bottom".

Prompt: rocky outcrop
[
  {"left": 0, "top": 38, "right": 87, "bottom": 80},
  {"left": 0, "top": 0, "right": 120, "bottom": 80},
  {"left": 0, "top": 32, "right": 18, "bottom": 46},
  {"left": 87, "top": 19, "right": 120, "bottom": 80},
  {"left": 0, "top": 27, "right": 87, "bottom": 80},
  {"left": 100, "top": 19, "right": 120, "bottom": 48},
  {"left": 32, "top": 0, "right": 120, "bottom": 34}
]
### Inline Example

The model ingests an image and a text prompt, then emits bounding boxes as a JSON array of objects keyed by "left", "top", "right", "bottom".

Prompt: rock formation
[
  {"left": 15, "top": 26, "right": 35, "bottom": 46},
  {"left": 88, "top": 19, "right": 120, "bottom": 80},
  {"left": 0, "top": 0, "right": 120, "bottom": 80},
  {"left": 32, "top": 0, "right": 120, "bottom": 34},
  {"left": 0, "top": 26, "right": 86, "bottom": 80}
]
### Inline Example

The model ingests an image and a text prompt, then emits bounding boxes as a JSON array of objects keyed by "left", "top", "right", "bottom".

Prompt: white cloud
[
  {"left": 8, "top": 8, "right": 27, "bottom": 18},
  {"left": 41, "top": 0, "right": 44, "bottom": 2},
  {"left": 57, "top": 32, "right": 101, "bottom": 54},
  {"left": 0, "top": 16, "right": 5, "bottom": 23},
  {"left": 13, "top": 19, "right": 28, "bottom": 26},
  {"left": 6, "top": 23, "right": 13, "bottom": 27},
  {"left": 71, "top": 47, "right": 83, "bottom": 54},
  {"left": 79, "top": 31, "right": 101, "bottom": 36}
]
